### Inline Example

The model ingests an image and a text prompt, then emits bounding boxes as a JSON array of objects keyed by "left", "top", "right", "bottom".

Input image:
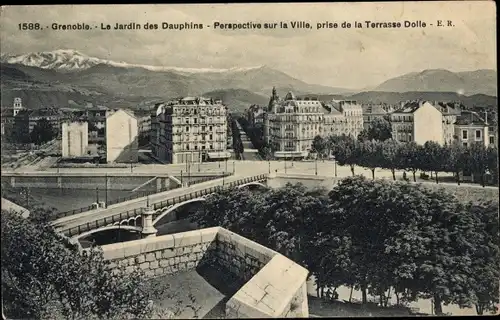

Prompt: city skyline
[{"left": 1, "top": 2, "right": 496, "bottom": 89}]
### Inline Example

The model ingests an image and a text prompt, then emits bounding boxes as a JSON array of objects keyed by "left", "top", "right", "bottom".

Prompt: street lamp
[
  {"left": 96, "top": 187, "right": 99, "bottom": 204},
  {"left": 268, "top": 160, "right": 271, "bottom": 174},
  {"left": 105, "top": 173, "right": 108, "bottom": 205},
  {"left": 315, "top": 157, "right": 318, "bottom": 176},
  {"left": 334, "top": 156, "right": 337, "bottom": 177}
]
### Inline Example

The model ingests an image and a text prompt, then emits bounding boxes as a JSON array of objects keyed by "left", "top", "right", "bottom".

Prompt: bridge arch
[
  {"left": 237, "top": 182, "right": 267, "bottom": 189},
  {"left": 153, "top": 197, "right": 206, "bottom": 226},
  {"left": 72, "top": 225, "right": 143, "bottom": 241}
]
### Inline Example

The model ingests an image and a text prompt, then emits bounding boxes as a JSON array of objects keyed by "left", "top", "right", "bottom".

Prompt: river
[{"left": 27, "top": 188, "right": 134, "bottom": 213}]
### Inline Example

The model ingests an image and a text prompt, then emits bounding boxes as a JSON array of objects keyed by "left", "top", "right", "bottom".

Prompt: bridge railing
[
  {"left": 61, "top": 174, "right": 267, "bottom": 237},
  {"left": 52, "top": 173, "right": 232, "bottom": 220}
]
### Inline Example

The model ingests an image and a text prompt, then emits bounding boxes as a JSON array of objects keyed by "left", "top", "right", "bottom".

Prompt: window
[
  {"left": 475, "top": 130, "right": 482, "bottom": 140},
  {"left": 202, "top": 145, "right": 206, "bottom": 150},
  {"left": 210, "top": 144, "right": 213, "bottom": 149},
  {"left": 194, "top": 118, "right": 197, "bottom": 124},
  {"left": 490, "top": 136, "right": 495, "bottom": 144},
  {"left": 462, "top": 130, "right": 468, "bottom": 140},
  {"left": 463, "top": 142, "right": 468, "bottom": 147}
]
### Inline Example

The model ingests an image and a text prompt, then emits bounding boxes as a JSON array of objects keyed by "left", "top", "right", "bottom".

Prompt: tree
[
  {"left": 381, "top": 139, "right": 403, "bottom": 180},
  {"left": 329, "top": 135, "right": 360, "bottom": 176},
  {"left": 30, "top": 118, "right": 55, "bottom": 145},
  {"left": 311, "top": 135, "right": 327, "bottom": 159},
  {"left": 357, "top": 118, "right": 392, "bottom": 142},
  {"left": 399, "top": 142, "right": 423, "bottom": 182},
  {"left": 444, "top": 142, "right": 467, "bottom": 185},
  {"left": 421, "top": 141, "right": 445, "bottom": 183},
  {"left": 10, "top": 111, "right": 31, "bottom": 144},
  {"left": 468, "top": 142, "right": 489, "bottom": 187},
  {"left": 358, "top": 140, "right": 384, "bottom": 179},
  {"left": 1, "top": 208, "right": 164, "bottom": 319},
  {"left": 466, "top": 200, "right": 500, "bottom": 315},
  {"left": 486, "top": 145, "right": 498, "bottom": 185}
]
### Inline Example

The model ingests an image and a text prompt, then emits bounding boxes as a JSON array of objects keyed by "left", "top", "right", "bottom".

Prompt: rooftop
[{"left": 455, "top": 110, "right": 488, "bottom": 126}]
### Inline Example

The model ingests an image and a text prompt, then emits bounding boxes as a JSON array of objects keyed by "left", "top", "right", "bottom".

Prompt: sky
[{"left": 0, "top": 2, "right": 496, "bottom": 89}]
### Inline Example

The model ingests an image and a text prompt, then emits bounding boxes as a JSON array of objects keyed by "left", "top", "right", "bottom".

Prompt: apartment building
[
  {"left": 247, "top": 104, "right": 265, "bottom": 126},
  {"left": 390, "top": 101, "right": 444, "bottom": 145},
  {"left": 28, "top": 107, "right": 69, "bottom": 137},
  {"left": 263, "top": 88, "right": 364, "bottom": 159},
  {"left": 152, "top": 97, "right": 230, "bottom": 164},
  {"left": 106, "top": 109, "right": 139, "bottom": 163},
  {"left": 436, "top": 102, "right": 462, "bottom": 145},
  {"left": 362, "top": 103, "right": 394, "bottom": 128},
  {"left": 454, "top": 110, "right": 490, "bottom": 147},
  {"left": 61, "top": 121, "right": 89, "bottom": 157}
]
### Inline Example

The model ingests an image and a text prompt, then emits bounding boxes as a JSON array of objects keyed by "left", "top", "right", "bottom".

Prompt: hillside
[
  {"left": 202, "top": 89, "right": 269, "bottom": 113},
  {"left": 374, "top": 69, "right": 497, "bottom": 96},
  {"left": 345, "top": 91, "right": 498, "bottom": 108}
]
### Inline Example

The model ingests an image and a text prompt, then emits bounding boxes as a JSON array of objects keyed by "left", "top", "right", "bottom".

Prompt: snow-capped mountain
[{"left": 0, "top": 49, "right": 263, "bottom": 74}]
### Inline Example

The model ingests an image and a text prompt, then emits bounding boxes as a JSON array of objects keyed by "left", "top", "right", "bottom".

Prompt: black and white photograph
[{"left": 0, "top": 2, "right": 498, "bottom": 318}]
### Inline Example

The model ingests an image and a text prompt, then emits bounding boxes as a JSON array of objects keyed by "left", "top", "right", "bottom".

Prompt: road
[
  {"left": 52, "top": 173, "right": 267, "bottom": 232},
  {"left": 5, "top": 159, "right": 498, "bottom": 190}
]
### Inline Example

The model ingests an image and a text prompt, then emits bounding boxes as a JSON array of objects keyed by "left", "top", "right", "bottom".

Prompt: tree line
[
  {"left": 190, "top": 177, "right": 499, "bottom": 315},
  {"left": 311, "top": 134, "right": 498, "bottom": 187}
]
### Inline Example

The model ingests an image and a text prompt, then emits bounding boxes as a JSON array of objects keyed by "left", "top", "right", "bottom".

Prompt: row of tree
[
  {"left": 8, "top": 117, "right": 56, "bottom": 145},
  {"left": 190, "top": 178, "right": 499, "bottom": 315},
  {"left": 311, "top": 134, "right": 498, "bottom": 186}
]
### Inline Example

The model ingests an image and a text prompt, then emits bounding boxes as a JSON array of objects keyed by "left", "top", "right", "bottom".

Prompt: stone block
[
  {"left": 146, "top": 253, "right": 156, "bottom": 262},
  {"left": 128, "top": 257, "right": 136, "bottom": 266},
  {"left": 175, "top": 247, "right": 184, "bottom": 255},
  {"left": 173, "top": 231, "right": 202, "bottom": 247},
  {"left": 140, "top": 262, "right": 150, "bottom": 270},
  {"left": 187, "top": 261, "right": 196, "bottom": 269},
  {"left": 159, "top": 259, "right": 169, "bottom": 268},
  {"left": 150, "top": 261, "right": 159, "bottom": 269},
  {"left": 162, "top": 248, "right": 176, "bottom": 259},
  {"left": 154, "top": 268, "right": 164, "bottom": 276},
  {"left": 145, "top": 270, "right": 155, "bottom": 278},
  {"left": 175, "top": 257, "right": 181, "bottom": 264},
  {"left": 171, "top": 265, "right": 179, "bottom": 273},
  {"left": 180, "top": 255, "right": 189, "bottom": 263},
  {"left": 163, "top": 266, "right": 173, "bottom": 275},
  {"left": 168, "top": 258, "right": 176, "bottom": 266},
  {"left": 155, "top": 251, "right": 162, "bottom": 259},
  {"left": 125, "top": 266, "right": 136, "bottom": 274},
  {"left": 192, "top": 244, "right": 203, "bottom": 253},
  {"left": 178, "top": 262, "right": 187, "bottom": 271},
  {"left": 119, "top": 259, "right": 129, "bottom": 267},
  {"left": 135, "top": 255, "right": 146, "bottom": 264}
]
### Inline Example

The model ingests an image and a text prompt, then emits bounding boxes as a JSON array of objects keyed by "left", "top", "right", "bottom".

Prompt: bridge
[{"left": 52, "top": 173, "right": 269, "bottom": 240}]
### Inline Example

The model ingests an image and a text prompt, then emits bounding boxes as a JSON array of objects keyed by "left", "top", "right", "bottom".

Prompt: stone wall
[
  {"left": 1, "top": 198, "right": 30, "bottom": 218},
  {"left": 97, "top": 227, "right": 309, "bottom": 318},
  {"left": 100, "top": 227, "right": 219, "bottom": 278}
]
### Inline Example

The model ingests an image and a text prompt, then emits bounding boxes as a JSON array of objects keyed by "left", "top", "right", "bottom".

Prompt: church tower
[{"left": 13, "top": 97, "right": 24, "bottom": 117}]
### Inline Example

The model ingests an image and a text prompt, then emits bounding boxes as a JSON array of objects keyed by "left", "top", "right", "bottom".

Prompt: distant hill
[
  {"left": 345, "top": 91, "right": 498, "bottom": 108},
  {"left": 202, "top": 89, "right": 269, "bottom": 113},
  {"left": 373, "top": 69, "right": 497, "bottom": 96}
]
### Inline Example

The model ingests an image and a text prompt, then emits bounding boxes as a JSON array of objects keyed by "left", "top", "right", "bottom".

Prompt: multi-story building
[
  {"left": 28, "top": 107, "right": 69, "bottom": 137},
  {"left": 436, "top": 102, "right": 462, "bottom": 145},
  {"left": 106, "top": 109, "right": 139, "bottom": 163},
  {"left": 61, "top": 121, "right": 89, "bottom": 157},
  {"left": 71, "top": 106, "right": 118, "bottom": 143},
  {"left": 1, "top": 98, "right": 27, "bottom": 137},
  {"left": 263, "top": 88, "right": 364, "bottom": 159},
  {"left": 390, "top": 101, "right": 444, "bottom": 145},
  {"left": 247, "top": 104, "right": 265, "bottom": 126},
  {"left": 454, "top": 110, "right": 490, "bottom": 148},
  {"left": 362, "top": 103, "right": 394, "bottom": 128},
  {"left": 152, "top": 97, "right": 230, "bottom": 164}
]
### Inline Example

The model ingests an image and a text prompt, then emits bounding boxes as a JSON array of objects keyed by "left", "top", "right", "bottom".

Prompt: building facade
[
  {"left": 390, "top": 101, "right": 444, "bottom": 145},
  {"left": 454, "top": 110, "right": 490, "bottom": 148},
  {"left": 106, "top": 109, "right": 139, "bottom": 163},
  {"left": 263, "top": 88, "right": 364, "bottom": 159},
  {"left": 436, "top": 102, "right": 462, "bottom": 145},
  {"left": 28, "top": 107, "right": 69, "bottom": 137},
  {"left": 1, "top": 98, "right": 27, "bottom": 137},
  {"left": 152, "top": 97, "right": 230, "bottom": 164},
  {"left": 361, "top": 103, "right": 394, "bottom": 128},
  {"left": 61, "top": 121, "right": 89, "bottom": 157},
  {"left": 247, "top": 104, "right": 265, "bottom": 126}
]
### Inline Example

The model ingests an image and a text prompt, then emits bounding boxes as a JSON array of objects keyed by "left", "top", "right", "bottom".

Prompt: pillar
[
  {"left": 57, "top": 176, "right": 62, "bottom": 188},
  {"left": 141, "top": 205, "right": 157, "bottom": 238},
  {"left": 10, "top": 177, "right": 15, "bottom": 188}
]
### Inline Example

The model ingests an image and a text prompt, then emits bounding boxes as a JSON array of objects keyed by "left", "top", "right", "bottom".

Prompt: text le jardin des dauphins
[{"left": 19, "top": 20, "right": 455, "bottom": 31}]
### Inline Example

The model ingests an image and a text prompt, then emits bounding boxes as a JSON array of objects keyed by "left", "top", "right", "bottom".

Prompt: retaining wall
[{"left": 97, "top": 227, "right": 309, "bottom": 318}]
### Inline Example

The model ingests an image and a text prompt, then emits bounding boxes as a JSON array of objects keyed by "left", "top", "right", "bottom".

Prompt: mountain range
[{"left": 0, "top": 50, "right": 497, "bottom": 112}]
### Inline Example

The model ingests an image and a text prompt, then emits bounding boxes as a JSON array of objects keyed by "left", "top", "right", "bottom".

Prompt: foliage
[
  {"left": 1, "top": 208, "right": 163, "bottom": 320},
  {"left": 312, "top": 135, "right": 328, "bottom": 158},
  {"left": 357, "top": 118, "right": 393, "bottom": 142},
  {"left": 30, "top": 118, "right": 55, "bottom": 145},
  {"left": 194, "top": 176, "right": 499, "bottom": 315},
  {"left": 10, "top": 112, "right": 31, "bottom": 144}
]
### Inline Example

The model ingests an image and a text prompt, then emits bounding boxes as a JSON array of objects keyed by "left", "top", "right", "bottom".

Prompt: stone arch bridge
[{"left": 55, "top": 174, "right": 268, "bottom": 241}]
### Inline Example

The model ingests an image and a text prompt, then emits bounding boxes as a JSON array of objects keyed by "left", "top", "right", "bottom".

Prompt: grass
[
  {"left": 308, "top": 296, "right": 415, "bottom": 317},
  {"left": 421, "top": 182, "right": 499, "bottom": 203}
]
